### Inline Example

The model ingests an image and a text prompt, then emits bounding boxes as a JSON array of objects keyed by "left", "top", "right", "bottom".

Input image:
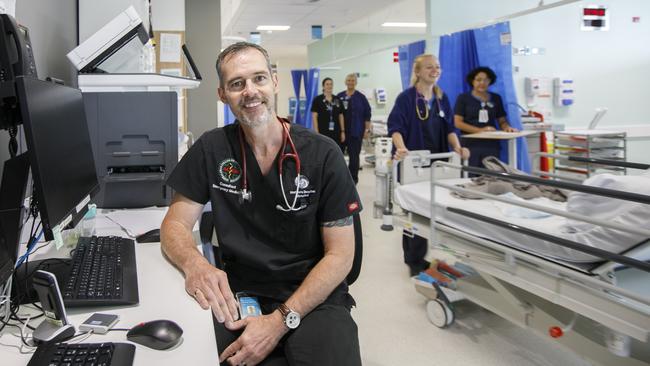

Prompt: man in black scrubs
[{"left": 160, "top": 42, "right": 362, "bottom": 366}]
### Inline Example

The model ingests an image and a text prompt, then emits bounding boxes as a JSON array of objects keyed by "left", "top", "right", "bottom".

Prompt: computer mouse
[
  {"left": 136, "top": 228, "right": 161, "bottom": 243},
  {"left": 126, "top": 319, "right": 183, "bottom": 350}
]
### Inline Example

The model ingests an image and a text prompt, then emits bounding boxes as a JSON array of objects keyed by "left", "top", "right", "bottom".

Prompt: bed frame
[{"left": 381, "top": 153, "right": 650, "bottom": 365}]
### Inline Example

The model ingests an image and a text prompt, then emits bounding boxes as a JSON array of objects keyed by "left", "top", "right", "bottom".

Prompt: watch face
[{"left": 286, "top": 311, "right": 300, "bottom": 329}]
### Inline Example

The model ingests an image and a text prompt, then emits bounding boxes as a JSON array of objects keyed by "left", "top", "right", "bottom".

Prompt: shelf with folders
[{"left": 553, "top": 130, "right": 627, "bottom": 180}]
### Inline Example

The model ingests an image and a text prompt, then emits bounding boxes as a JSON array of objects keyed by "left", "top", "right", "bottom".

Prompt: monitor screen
[{"left": 16, "top": 76, "right": 99, "bottom": 241}]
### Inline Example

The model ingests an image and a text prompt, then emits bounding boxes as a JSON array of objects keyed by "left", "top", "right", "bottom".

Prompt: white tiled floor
[{"left": 349, "top": 163, "right": 593, "bottom": 366}]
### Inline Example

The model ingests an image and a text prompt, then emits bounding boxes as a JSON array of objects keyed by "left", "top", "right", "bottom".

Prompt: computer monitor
[{"left": 16, "top": 76, "right": 99, "bottom": 241}]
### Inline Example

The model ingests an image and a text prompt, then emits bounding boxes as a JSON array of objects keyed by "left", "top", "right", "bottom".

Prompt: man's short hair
[
  {"left": 345, "top": 73, "right": 358, "bottom": 80},
  {"left": 215, "top": 42, "right": 273, "bottom": 87}
]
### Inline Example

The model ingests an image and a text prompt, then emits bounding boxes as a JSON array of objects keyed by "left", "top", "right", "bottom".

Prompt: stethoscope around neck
[
  {"left": 237, "top": 118, "right": 306, "bottom": 212},
  {"left": 416, "top": 90, "right": 445, "bottom": 121}
]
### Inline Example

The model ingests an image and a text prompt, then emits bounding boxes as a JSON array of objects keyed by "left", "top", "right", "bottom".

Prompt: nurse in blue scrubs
[
  {"left": 387, "top": 54, "right": 469, "bottom": 276},
  {"left": 454, "top": 66, "right": 518, "bottom": 168}
]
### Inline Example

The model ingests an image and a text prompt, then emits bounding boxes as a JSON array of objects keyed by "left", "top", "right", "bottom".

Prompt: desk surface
[
  {"left": 461, "top": 130, "right": 538, "bottom": 140},
  {"left": 0, "top": 211, "right": 218, "bottom": 365}
]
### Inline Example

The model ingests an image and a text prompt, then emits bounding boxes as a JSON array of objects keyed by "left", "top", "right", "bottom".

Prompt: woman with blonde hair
[{"left": 387, "top": 54, "right": 469, "bottom": 276}]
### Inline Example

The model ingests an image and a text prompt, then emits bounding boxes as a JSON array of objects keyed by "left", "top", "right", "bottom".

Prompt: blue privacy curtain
[
  {"left": 473, "top": 22, "right": 529, "bottom": 172},
  {"left": 291, "top": 70, "right": 305, "bottom": 124},
  {"left": 303, "top": 68, "right": 320, "bottom": 129},
  {"left": 290, "top": 68, "right": 319, "bottom": 128},
  {"left": 438, "top": 22, "right": 529, "bottom": 172},
  {"left": 223, "top": 105, "right": 236, "bottom": 125},
  {"left": 437, "top": 30, "right": 479, "bottom": 115},
  {"left": 398, "top": 40, "right": 426, "bottom": 90}
]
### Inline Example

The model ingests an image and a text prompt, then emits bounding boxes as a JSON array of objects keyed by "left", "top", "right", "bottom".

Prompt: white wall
[
  {"left": 308, "top": 33, "right": 424, "bottom": 120},
  {"left": 152, "top": 0, "right": 185, "bottom": 31},
  {"left": 79, "top": 0, "right": 149, "bottom": 42}
]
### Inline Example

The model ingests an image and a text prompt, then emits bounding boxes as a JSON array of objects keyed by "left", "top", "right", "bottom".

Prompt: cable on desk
[{"left": 108, "top": 328, "right": 131, "bottom": 332}]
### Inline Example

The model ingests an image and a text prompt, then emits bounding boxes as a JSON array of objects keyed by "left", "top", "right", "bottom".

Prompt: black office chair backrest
[{"left": 199, "top": 211, "right": 363, "bottom": 285}]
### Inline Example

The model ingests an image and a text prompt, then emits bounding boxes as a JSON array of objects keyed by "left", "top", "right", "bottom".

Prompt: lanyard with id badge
[
  {"left": 325, "top": 97, "right": 336, "bottom": 131},
  {"left": 478, "top": 100, "right": 493, "bottom": 124}
]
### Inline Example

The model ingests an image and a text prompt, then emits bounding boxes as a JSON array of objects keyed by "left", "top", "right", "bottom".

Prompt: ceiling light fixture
[
  {"left": 381, "top": 22, "right": 426, "bottom": 28},
  {"left": 256, "top": 25, "right": 291, "bottom": 31}
]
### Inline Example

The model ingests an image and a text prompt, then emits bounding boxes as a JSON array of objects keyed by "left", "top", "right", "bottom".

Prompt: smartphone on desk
[{"left": 236, "top": 292, "right": 261, "bottom": 319}]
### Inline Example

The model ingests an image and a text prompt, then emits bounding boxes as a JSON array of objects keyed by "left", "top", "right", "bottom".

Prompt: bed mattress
[{"left": 394, "top": 179, "right": 646, "bottom": 263}]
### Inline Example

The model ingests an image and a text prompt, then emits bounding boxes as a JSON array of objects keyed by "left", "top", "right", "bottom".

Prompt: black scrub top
[
  {"left": 310, "top": 94, "right": 344, "bottom": 142},
  {"left": 454, "top": 92, "right": 506, "bottom": 151},
  {"left": 166, "top": 121, "right": 362, "bottom": 303}
]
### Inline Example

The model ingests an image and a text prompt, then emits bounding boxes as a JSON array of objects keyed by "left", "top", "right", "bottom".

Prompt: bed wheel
[{"left": 426, "top": 299, "right": 454, "bottom": 328}]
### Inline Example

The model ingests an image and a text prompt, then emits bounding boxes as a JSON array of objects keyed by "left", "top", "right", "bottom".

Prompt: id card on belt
[{"left": 236, "top": 292, "right": 262, "bottom": 319}]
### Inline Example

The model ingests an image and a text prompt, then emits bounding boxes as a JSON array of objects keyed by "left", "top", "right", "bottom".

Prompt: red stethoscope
[{"left": 237, "top": 118, "right": 306, "bottom": 211}]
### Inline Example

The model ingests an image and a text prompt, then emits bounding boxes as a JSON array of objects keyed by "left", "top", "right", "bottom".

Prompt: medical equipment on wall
[
  {"left": 237, "top": 118, "right": 305, "bottom": 212},
  {"left": 553, "top": 78, "right": 575, "bottom": 106},
  {"left": 375, "top": 88, "right": 387, "bottom": 104}
]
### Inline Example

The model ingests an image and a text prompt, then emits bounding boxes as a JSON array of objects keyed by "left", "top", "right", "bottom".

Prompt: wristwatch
[{"left": 277, "top": 303, "right": 300, "bottom": 329}]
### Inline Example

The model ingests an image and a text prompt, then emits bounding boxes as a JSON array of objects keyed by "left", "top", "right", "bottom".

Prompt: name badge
[
  {"left": 478, "top": 109, "right": 489, "bottom": 123},
  {"left": 329, "top": 121, "right": 335, "bottom": 131}
]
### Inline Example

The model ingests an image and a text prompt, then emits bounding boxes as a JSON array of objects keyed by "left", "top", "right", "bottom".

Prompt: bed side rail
[
  {"left": 535, "top": 152, "right": 650, "bottom": 171},
  {"left": 435, "top": 161, "right": 650, "bottom": 205},
  {"left": 446, "top": 207, "right": 650, "bottom": 274}
]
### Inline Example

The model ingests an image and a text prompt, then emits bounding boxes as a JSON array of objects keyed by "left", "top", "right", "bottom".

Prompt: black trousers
[
  {"left": 402, "top": 233, "right": 428, "bottom": 268},
  {"left": 467, "top": 143, "right": 501, "bottom": 176},
  {"left": 214, "top": 303, "right": 361, "bottom": 366},
  {"left": 346, "top": 136, "right": 362, "bottom": 183}
]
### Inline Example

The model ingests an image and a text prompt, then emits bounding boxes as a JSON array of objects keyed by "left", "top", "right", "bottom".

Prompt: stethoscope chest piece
[{"left": 239, "top": 189, "right": 252, "bottom": 204}]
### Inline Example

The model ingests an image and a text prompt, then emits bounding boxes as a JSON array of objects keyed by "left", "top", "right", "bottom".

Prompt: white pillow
[{"left": 562, "top": 172, "right": 650, "bottom": 255}]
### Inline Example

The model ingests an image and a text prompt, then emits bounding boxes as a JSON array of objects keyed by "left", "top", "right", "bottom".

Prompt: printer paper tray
[{"left": 104, "top": 172, "right": 165, "bottom": 183}]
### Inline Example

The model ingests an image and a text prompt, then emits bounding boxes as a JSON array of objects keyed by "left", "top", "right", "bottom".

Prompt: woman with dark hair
[
  {"left": 311, "top": 77, "right": 345, "bottom": 148},
  {"left": 454, "top": 66, "right": 518, "bottom": 168}
]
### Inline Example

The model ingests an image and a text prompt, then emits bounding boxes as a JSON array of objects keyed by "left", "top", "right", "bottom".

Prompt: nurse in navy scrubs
[
  {"left": 387, "top": 54, "right": 469, "bottom": 276},
  {"left": 454, "top": 66, "right": 518, "bottom": 168}
]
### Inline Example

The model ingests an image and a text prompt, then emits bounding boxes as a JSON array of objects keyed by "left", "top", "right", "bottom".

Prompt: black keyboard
[
  {"left": 62, "top": 236, "right": 139, "bottom": 307},
  {"left": 27, "top": 342, "right": 135, "bottom": 366}
]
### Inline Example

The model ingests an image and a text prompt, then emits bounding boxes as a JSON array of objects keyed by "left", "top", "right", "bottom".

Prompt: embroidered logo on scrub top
[
  {"left": 218, "top": 158, "right": 242, "bottom": 183},
  {"left": 347, "top": 201, "right": 360, "bottom": 212},
  {"left": 294, "top": 175, "right": 310, "bottom": 189}
]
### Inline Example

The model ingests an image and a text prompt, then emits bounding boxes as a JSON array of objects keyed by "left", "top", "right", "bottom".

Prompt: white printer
[{"left": 66, "top": 6, "right": 201, "bottom": 208}]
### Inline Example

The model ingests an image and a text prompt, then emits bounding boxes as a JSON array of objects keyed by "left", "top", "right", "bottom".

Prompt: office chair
[{"left": 198, "top": 208, "right": 363, "bottom": 365}]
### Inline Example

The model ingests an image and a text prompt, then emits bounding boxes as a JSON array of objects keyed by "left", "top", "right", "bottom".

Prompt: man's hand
[
  {"left": 185, "top": 259, "right": 239, "bottom": 323},
  {"left": 503, "top": 126, "right": 519, "bottom": 132},
  {"left": 219, "top": 312, "right": 288, "bottom": 366},
  {"left": 394, "top": 147, "right": 409, "bottom": 161},
  {"left": 340, "top": 131, "right": 346, "bottom": 143},
  {"left": 482, "top": 126, "right": 496, "bottom": 132}
]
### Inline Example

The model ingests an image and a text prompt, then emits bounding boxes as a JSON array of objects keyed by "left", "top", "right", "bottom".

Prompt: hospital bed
[{"left": 381, "top": 152, "right": 650, "bottom": 366}]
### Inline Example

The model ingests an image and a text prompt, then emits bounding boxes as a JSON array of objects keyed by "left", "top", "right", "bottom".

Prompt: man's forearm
[
  {"left": 284, "top": 250, "right": 352, "bottom": 317},
  {"left": 161, "top": 218, "right": 207, "bottom": 273},
  {"left": 282, "top": 224, "right": 354, "bottom": 318}
]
